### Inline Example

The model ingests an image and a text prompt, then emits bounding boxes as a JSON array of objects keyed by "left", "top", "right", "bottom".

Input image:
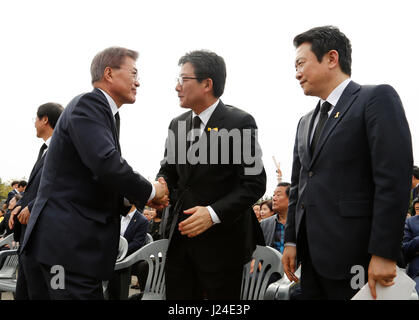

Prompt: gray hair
[{"left": 90, "top": 47, "right": 138, "bottom": 84}]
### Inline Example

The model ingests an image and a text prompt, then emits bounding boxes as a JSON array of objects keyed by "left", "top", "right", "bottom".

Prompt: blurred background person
[
  {"left": 253, "top": 204, "right": 261, "bottom": 222},
  {"left": 260, "top": 199, "right": 274, "bottom": 220}
]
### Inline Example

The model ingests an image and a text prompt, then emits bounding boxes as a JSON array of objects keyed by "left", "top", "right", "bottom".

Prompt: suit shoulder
[
  {"left": 360, "top": 83, "right": 399, "bottom": 96},
  {"left": 171, "top": 110, "right": 191, "bottom": 123},
  {"left": 260, "top": 215, "right": 276, "bottom": 226}
]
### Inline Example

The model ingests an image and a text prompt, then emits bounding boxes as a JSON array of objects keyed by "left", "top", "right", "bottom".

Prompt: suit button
[
  {"left": 301, "top": 204, "right": 305, "bottom": 209},
  {"left": 308, "top": 171, "right": 314, "bottom": 177}
]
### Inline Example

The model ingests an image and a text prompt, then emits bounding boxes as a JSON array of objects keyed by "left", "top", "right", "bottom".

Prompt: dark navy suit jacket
[
  {"left": 123, "top": 210, "right": 148, "bottom": 256},
  {"left": 21, "top": 88, "right": 153, "bottom": 280},
  {"left": 403, "top": 215, "right": 419, "bottom": 279},
  {"left": 285, "top": 81, "right": 413, "bottom": 279}
]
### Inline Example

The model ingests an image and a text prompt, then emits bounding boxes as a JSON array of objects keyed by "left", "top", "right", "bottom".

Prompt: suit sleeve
[
  {"left": 68, "top": 94, "right": 152, "bottom": 209},
  {"left": 365, "top": 85, "right": 413, "bottom": 261},
  {"left": 157, "top": 119, "right": 179, "bottom": 200},
  {"left": 284, "top": 118, "right": 302, "bottom": 244},
  {"left": 210, "top": 114, "right": 266, "bottom": 226}
]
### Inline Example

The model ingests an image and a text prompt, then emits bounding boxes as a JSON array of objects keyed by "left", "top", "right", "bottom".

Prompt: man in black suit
[
  {"left": 8, "top": 102, "right": 64, "bottom": 299},
  {"left": 158, "top": 50, "right": 266, "bottom": 300},
  {"left": 409, "top": 166, "right": 419, "bottom": 215},
  {"left": 20, "top": 47, "right": 169, "bottom": 299},
  {"left": 282, "top": 26, "right": 413, "bottom": 300}
]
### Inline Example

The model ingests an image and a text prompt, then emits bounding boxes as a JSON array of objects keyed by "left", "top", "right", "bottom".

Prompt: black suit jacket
[
  {"left": 123, "top": 210, "right": 148, "bottom": 256},
  {"left": 158, "top": 101, "right": 266, "bottom": 272},
  {"left": 21, "top": 88, "right": 153, "bottom": 280},
  {"left": 13, "top": 146, "right": 47, "bottom": 243},
  {"left": 285, "top": 81, "right": 413, "bottom": 279}
]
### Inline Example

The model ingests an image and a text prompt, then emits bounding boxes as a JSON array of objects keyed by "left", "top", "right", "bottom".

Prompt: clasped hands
[{"left": 147, "top": 177, "right": 170, "bottom": 210}]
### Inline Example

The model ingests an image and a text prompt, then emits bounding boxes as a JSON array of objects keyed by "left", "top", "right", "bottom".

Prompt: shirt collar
[
  {"left": 320, "top": 78, "right": 351, "bottom": 107},
  {"left": 123, "top": 209, "right": 137, "bottom": 220},
  {"left": 98, "top": 88, "right": 119, "bottom": 116},
  {"left": 192, "top": 99, "right": 220, "bottom": 126},
  {"left": 44, "top": 136, "right": 52, "bottom": 148}
]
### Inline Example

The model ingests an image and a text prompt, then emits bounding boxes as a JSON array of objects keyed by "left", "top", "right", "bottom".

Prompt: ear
[
  {"left": 103, "top": 66, "right": 113, "bottom": 82},
  {"left": 327, "top": 50, "right": 340, "bottom": 69},
  {"left": 203, "top": 78, "right": 214, "bottom": 94}
]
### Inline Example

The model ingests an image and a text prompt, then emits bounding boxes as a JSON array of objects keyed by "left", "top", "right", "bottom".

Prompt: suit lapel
[
  {"left": 184, "top": 101, "right": 226, "bottom": 184},
  {"left": 27, "top": 152, "right": 46, "bottom": 187},
  {"left": 310, "top": 81, "right": 361, "bottom": 166},
  {"left": 124, "top": 211, "right": 139, "bottom": 238},
  {"left": 94, "top": 88, "right": 121, "bottom": 152}
]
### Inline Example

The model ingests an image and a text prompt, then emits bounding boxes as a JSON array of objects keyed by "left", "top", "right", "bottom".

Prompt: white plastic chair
[
  {"left": 116, "top": 236, "right": 128, "bottom": 263},
  {"left": 241, "top": 245, "right": 284, "bottom": 300},
  {"left": 115, "top": 239, "right": 169, "bottom": 300}
]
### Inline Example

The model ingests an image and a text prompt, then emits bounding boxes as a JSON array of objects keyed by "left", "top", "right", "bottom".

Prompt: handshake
[{"left": 148, "top": 177, "right": 170, "bottom": 210}]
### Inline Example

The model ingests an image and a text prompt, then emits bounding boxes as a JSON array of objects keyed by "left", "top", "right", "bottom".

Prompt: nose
[
  {"left": 134, "top": 80, "right": 140, "bottom": 87},
  {"left": 175, "top": 82, "right": 181, "bottom": 92},
  {"left": 295, "top": 70, "right": 302, "bottom": 81}
]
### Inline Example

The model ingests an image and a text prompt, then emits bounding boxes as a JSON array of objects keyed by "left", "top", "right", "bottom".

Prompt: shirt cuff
[
  {"left": 207, "top": 206, "right": 221, "bottom": 224},
  {"left": 284, "top": 242, "right": 296, "bottom": 247},
  {"left": 148, "top": 183, "right": 156, "bottom": 202}
]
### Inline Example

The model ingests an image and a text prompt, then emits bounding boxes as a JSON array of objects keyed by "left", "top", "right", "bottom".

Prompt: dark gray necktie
[
  {"left": 311, "top": 101, "right": 332, "bottom": 154},
  {"left": 36, "top": 143, "right": 48, "bottom": 163},
  {"left": 115, "top": 112, "right": 120, "bottom": 140}
]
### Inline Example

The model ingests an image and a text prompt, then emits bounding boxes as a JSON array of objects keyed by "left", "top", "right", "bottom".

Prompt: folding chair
[
  {"left": 241, "top": 245, "right": 284, "bottom": 300},
  {"left": 0, "top": 249, "right": 19, "bottom": 299}
]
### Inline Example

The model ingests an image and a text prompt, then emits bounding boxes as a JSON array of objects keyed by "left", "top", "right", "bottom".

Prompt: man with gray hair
[{"left": 20, "top": 47, "right": 169, "bottom": 299}]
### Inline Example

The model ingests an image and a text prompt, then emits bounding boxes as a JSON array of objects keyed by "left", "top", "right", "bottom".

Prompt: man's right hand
[
  {"left": 148, "top": 177, "right": 169, "bottom": 210},
  {"left": 282, "top": 246, "right": 299, "bottom": 282},
  {"left": 8, "top": 205, "right": 22, "bottom": 230}
]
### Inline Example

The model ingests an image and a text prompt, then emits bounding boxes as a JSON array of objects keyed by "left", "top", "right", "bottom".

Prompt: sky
[{"left": 1, "top": 0, "right": 418, "bottom": 198}]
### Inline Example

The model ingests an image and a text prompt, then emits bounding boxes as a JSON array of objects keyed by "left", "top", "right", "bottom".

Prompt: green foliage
[{"left": 0, "top": 178, "right": 13, "bottom": 201}]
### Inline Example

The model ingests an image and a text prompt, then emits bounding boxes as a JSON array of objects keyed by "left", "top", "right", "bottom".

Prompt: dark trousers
[
  {"left": 298, "top": 215, "right": 366, "bottom": 300},
  {"left": 165, "top": 245, "right": 243, "bottom": 300},
  {"left": 21, "top": 248, "right": 104, "bottom": 300},
  {"left": 15, "top": 256, "right": 30, "bottom": 300}
]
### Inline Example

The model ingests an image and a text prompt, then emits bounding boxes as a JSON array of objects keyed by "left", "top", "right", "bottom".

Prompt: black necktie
[
  {"left": 311, "top": 101, "right": 332, "bottom": 154},
  {"left": 187, "top": 115, "right": 202, "bottom": 154},
  {"left": 115, "top": 112, "right": 120, "bottom": 140},
  {"left": 36, "top": 143, "right": 48, "bottom": 163}
]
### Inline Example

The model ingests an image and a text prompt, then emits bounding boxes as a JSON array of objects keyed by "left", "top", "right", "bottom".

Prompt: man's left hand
[
  {"left": 368, "top": 255, "right": 397, "bottom": 299},
  {"left": 179, "top": 206, "right": 213, "bottom": 238}
]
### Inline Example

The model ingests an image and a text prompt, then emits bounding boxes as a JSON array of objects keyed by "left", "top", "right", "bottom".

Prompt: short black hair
[
  {"left": 178, "top": 50, "right": 226, "bottom": 98},
  {"left": 37, "top": 102, "right": 64, "bottom": 129},
  {"left": 413, "top": 166, "right": 419, "bottom": 179},
  {"left": 277, "top": 182, "right": 291, "bottom": 198},
  {"left": 294, "top": 25, "right": 352, "bottom": 76},
  {"left": 18, "top": 180, "right": 27, "bottom": 188},
  {"left": 11, "top": 180, "right": 19, "bottom": 187}
]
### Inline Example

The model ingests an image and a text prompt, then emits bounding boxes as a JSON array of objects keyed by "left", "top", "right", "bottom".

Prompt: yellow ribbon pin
[
  {"left": 207, "top": 127, "right": 218, "bottom": 131},
  {"left": 334, "top": 112, "right": 340, "bottom": 119}
]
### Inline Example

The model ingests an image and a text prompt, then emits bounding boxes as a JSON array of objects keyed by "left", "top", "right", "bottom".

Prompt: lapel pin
[
  {"left": 207, "top": 127, "right": 218, "bottom": 131},
  {"left": 334, "top": 112, "right": 340, "bottom": 119}
]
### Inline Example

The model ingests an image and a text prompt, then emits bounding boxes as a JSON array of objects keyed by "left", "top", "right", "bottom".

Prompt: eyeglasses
[
  {"left": 113, "top": 67, "right": 139, "bottom": 81},
  {"left": 176, "top": 76, "right": 198, "bottom": 86}
]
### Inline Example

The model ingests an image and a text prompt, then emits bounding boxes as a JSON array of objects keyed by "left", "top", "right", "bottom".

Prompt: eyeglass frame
[
  {"left": 110, "top": 66, "right": 139, "bottom": 82},
  {"left": 176, "top": 76, "right": 199, "bottom": 86}
]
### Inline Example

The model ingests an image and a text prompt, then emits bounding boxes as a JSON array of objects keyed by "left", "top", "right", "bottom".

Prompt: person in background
[
  {"left": 260, "top": 200, "right": 274, "bottom": 220},
  {"left": 402, "top": 204, "right": 419, "bottom": 294},
  {"left": 253, "top": 204, "right": 262, "bottom": 222}
]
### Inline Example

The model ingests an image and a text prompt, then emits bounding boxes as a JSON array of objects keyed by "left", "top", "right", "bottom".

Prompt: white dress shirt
[{"left": 120, "top": 209, "right": 137, "bottom": 236}]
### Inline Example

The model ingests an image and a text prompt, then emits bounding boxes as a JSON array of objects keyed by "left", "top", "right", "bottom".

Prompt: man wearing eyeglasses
[
  {"left": 158, "top": 50, "right": 266, "bottom": 300},
  {"left": 20, "top": 46, "right": 169, "bottom": 299}
]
